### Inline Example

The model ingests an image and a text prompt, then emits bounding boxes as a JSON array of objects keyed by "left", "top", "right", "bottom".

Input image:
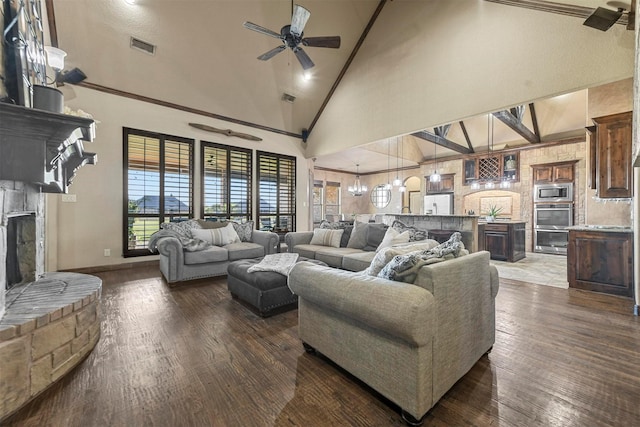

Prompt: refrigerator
[{"left": 424, "top": 194, "right": 453, "bottom": 215}]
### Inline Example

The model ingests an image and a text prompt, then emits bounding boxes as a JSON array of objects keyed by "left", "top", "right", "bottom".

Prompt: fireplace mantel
[{"left": 0, "top": 102, "right": 96, "bottom": 193}]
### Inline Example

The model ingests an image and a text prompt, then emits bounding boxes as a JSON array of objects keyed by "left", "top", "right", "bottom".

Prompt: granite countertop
[{"left": 567, "top": 225, "right": 633, "bottom": 233}]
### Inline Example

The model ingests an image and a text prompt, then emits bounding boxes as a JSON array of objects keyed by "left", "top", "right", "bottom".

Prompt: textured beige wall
[{"left": 586, "top": 78, "right": 633, "bottom": 226}]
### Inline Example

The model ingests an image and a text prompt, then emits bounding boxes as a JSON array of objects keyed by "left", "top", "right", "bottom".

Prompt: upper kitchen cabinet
[
  {"left": 591, "top": 111, "right": 633, "bottom": 199},
  {"left": 426, "top": 173, "right": 454, "bottom": 193},
  {"left": 464, "top": 152, "right": 519, "bottom": 185},
  {"left": 531, "top": 161, "right": 576, "bottom": 184}
]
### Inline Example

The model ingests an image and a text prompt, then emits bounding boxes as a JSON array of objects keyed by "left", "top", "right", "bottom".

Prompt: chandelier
[{"left": 348, "top": 164, "right": 367, "bottom": 196}]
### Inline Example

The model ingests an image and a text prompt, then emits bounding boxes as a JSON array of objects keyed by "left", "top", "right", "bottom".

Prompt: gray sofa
[
  {"left": 154, "top": 226, "right": 279, "bottom": 284},
  {"left": 288, "top": 251, "right": 499, "bottom": 425}
]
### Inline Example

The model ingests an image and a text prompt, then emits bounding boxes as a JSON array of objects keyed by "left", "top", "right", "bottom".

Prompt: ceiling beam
[
  {"left": 529, "top": 102, "right": 541, "bottom": 138},
  {"left": 458, "top": 121, "right": 475, "bottom": 153},
  {"left": 493, "top": 110, "right": 541, "bottom": 144},
  {"left": 411, "top": 130, "right": 473, "bottom": 155}
]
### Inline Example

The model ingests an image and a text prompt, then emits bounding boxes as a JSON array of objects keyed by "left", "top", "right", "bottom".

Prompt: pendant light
[
  {"left": 384, "top": 139, "right": 392, "bottom": 190},
  {"left": 429, "top": 143, "right": 441, "bottom": 183},
  {"left": 393, "top": 136, "right": 402, "bottom": 187},
  {"left": 484, "top": 113, "right": 496, "bottom": 189},
  {"left": 398, "top": 138, "right": 406, "bottom": 192},
  {"left": 348, "top": 164, "right": 367, "bottom": 196}
]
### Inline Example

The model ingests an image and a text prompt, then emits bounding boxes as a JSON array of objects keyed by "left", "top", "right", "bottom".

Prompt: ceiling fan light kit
[{"left": 243, "top": 3, "right": 341, "bottom": 70}]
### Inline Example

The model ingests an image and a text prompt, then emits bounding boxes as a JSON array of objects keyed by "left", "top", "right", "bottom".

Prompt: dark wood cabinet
[
  {"left": 592, "top": 111, "right": 633, "bottom": 198},
  {"left": 426, "top": 173, "right": 454, "bottom": 193},
  {"left": 478, "top": 222, "right": 526, "bottom": 262},
  {"left": 531, "top": 161, "right": 576, "bottom": 184},
  {"left": 464, "top": 151, "right": 519, "bottom": 185},
  {"left": 568, "top": 229, "right": 633, "bottom": 297}
]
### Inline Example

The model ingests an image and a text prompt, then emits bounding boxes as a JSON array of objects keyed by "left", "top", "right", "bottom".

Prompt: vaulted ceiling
[{"left": 48, "top": 0, "right": 634, "bottom": 173}]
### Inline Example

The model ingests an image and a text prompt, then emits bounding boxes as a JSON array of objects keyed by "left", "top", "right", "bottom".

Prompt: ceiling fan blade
[
  {"left": 243, "top": 21, "right": 282, "bottom": 39},
  {"left": 293, "top": 47, "right": 314, "bottom": 70},
  {"left": 302, "top": 36, "right": 341, "bottom": 49},
  {"left": 290, "top": 4, "right": 311, "bottom": 36},
  {"left": 257, "top": 45, "right": 286, "bottom": 61}
]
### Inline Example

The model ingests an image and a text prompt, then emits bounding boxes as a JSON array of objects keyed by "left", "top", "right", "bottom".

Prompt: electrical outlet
[
  {"left": 104, "top": 249, "right": 111, "bottom": 257},
  {"left": 61, "top": 194, "right": 77, "bottom": 203}
]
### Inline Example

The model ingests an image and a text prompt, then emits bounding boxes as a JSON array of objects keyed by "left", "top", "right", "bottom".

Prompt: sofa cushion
[
  {"left": 225, "top": 241, "right": 265, "bottom": 261},
  {"left": 184, "top": 245, "right": 228, "bottom": 264},
  {"left": 315, "top": 247, "right": 363, "bottom": 268},
  {"left": 346, "top": 221, "right": 368, "bottom": 249},
  {"left": 365, "top": 240, "right": 440, "bottom": 277},
  {"left": 309, "top": 228, "right": 343, "bottom": 247},
  {"left": 319, "top": 220, "right": 353, "bottom": 247},
  {"left": 341, "top": 251, "right": 377, "bottom": 272},
  {"left": 378, "top": 232, "right": 467, "bottom": 283},
  {"left": 391, "top": 220, "right": 428, "bottom": 242},
  {"left": 364, "top": 223, "right": 389, "bottom": 251},
  {"left": 192, "top": 223, "right": 239, "bottom": 246},
  {"left": 376, "top": 228, "right": 411, "bottom": 252},
  {"left": 289, "top": 244, "right": 326, "bottom": 259},
  {"left": 160, "top": 218, "right": 202, "bottom": 239},
  {"left": 232, "top": 221, "right": 254, "bottom": 242},
  {"left": 197, "top": 219, "right": 228, "bottom": 229}
]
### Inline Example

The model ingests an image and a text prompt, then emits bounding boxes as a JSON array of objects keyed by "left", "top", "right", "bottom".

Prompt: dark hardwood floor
[{"left": 4, "top": 265, "right": 640, "bottom": 426}]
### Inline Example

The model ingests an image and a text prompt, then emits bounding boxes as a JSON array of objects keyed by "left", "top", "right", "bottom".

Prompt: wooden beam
[
  {"left": 529, "top": 103, "right": 541, "bottom": 139},
  {"left": 458, "top": 121, "right": 475, "bottom": 153},
  {"left": 411, "top": 130, "right": 473, "bottom": 155},
  {"left": 493, "top": 110, "right": 541, "bottom": 144}
]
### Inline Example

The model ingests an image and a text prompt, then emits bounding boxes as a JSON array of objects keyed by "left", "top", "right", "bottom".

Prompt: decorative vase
[{"left": 486, "top": 215, "right": 496, "bottom": 223}]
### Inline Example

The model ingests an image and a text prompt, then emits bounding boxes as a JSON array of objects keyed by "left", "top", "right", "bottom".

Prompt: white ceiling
[{"left": 50, "top": 0, "right": 630, "bottom": 173}]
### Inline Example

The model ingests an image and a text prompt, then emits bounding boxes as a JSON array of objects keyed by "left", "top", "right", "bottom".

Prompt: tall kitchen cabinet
[{"left": 591, "top": 111, "right": 633, "bottom": 198}]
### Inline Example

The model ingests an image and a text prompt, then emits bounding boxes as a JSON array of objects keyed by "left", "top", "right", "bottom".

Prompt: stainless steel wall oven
[{"left": 534, "top": 203, "right": 573, "bottom": 255}]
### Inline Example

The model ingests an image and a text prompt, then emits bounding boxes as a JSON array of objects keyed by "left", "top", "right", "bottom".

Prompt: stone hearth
[{"left": 0, "top": 272, "right": 101, "bottom": 420}]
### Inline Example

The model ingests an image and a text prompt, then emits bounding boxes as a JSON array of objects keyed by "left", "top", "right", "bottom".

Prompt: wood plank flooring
[{"left": 4, "top": 265, "right": 640, "bottom": 426}]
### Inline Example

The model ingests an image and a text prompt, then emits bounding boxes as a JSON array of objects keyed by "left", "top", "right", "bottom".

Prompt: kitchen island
[{"left": 477, "top": 221, "right": 526, "bottom": 262}]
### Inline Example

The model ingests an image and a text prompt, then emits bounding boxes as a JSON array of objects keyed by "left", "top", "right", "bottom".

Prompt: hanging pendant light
[
  {"left": 384, "top": 139, "right": 392, "bottom": 190},
  {"left": 429, "top": 143, "right": 441, "bottom": 183},
  {"left": 393, "top": 137, "right": 402, "bottom": 187},
  {"left": 398, "top": 137, "right": 406, "bottom": 192},
  {"left": 483, "top": 113, "right": 496, "bottom": 189},
  {"left": 348, "top": 164, "right": 367, "bottom": 196}
]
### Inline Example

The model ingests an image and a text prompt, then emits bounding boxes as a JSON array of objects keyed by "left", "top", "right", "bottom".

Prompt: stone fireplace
[{"left": 0, "top": 103, "right": 101, "bottom": 421}]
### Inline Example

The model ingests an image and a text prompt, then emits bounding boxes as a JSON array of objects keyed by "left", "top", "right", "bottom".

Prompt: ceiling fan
[{"left": 243, "top": 3, "right": 341, "bottom": 70}]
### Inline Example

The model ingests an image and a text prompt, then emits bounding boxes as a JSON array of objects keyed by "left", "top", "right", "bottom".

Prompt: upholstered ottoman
[{"left": 227, "top": 257, "right": 327, "bottom": 317}]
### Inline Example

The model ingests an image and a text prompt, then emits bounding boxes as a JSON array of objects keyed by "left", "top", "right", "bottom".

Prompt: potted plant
[{"left": 485, "top": 204, "right": 503, "bottom": 222}]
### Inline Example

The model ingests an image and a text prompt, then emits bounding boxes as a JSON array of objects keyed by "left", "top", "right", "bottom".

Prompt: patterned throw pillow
[
  {"left": 319, "top": 220, "right": 353, "bottom": 247},
  {"left": 232, "top": 221, "right": 254, "bottom": 242},
  {"left": 377, "top": 232, "right": 466, "bottom": 283},
  {"left": 365, "top": 240, "right": 439, "bottom": 277},
  {"left": 160, "top": 219, "right": 202, "bottom": 239},
  {"left": 191, "top": 223, "right": 240, "bottom": 246},
  {"left": 391, "top": 220, "right": 428, "bottom": 242},
  {"left": 310, "top": 228, "right": 344, "bottom": 248}
]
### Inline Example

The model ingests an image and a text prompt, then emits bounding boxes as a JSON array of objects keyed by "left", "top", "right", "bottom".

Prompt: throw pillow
[
  {"left": 346, "top": 221, "right": 368, "bottom": 249},
  {"left": 391, "top": 220, "right": 427, "bottom": 242},
  {"left": 197, "top": 219, "right": 228, "bottom": 229},
  {"left": 376, "top": 228, "right": 411, "bottom": 252},
  {"left": 363, "top": 223, "right": 389, "bottom": 251},
  {"left": 365, "top": 240, "right": 439, "bottom": 277},
  {"left": 160, "top": 218, "right": 202, "bottom": 239},
  {"left": 319, "top": 220, "right": 353, "bottom": 247},
  {"left": 191, "top": 223, "right": 240, "bottom": 246},
  {"left": 232, "top": 221, "right": 254, "bottom": 242},
  {"left": 309, "top": 228, "right": 344, "bottom": 248}
]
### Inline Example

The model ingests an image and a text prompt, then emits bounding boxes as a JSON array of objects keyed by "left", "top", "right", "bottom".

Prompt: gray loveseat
[
  {"left": 288, "top": 250, "right": 499, "bottom": 425},
  {"left": 150, "top": 219, "right": 279, "bottom": 284}
]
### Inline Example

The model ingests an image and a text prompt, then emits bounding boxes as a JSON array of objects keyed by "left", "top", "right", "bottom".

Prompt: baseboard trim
[{"left": 61, "top": 260, "right": 160, "bottom": 274}]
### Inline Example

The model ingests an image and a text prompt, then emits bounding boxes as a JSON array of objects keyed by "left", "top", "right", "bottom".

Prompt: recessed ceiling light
[{"left": 124, "top": 0, "right": 136, "bottom": 5}]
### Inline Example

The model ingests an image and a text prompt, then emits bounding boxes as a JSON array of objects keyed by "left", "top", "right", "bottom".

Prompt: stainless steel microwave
[{"left": 533, "top": 183, "right": 573, "bottom": 203}]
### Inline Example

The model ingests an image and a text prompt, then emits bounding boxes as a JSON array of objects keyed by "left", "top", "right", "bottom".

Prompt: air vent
[
  {"left": 281, "top": 93, "right": 296, "bottom": 103},
  {"left": 130, "top": 37, "right": 156, "bottom": 55}
]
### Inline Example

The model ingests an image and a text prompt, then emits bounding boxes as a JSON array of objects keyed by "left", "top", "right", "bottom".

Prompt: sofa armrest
[
  {"left": 289, "top": 262, "right": 434, "bottom": 346},
  {"left": 284, "top": 231, "right": 314, "bottom": 252},
  {"left": 156, "top": 236, "right": 184, "bottom": 261},
  {"left": 251, "top": 230, "right": 279, "bottom": 255},
  {"left": 489, "top": 264, "right": 499, "bottom": 298}
]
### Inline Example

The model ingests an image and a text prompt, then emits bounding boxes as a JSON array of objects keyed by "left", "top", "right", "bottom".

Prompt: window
[
  {"left": 124, "top": 128, "right": 194, "bottom": 257},
  {"left": 202, "top": 142, "right": 252, "bottom": 222},
  {"left": 324, "top": 181, "right": 341, "bottom": 219},
  {"left": 256, "top": 151, "right": 296, "bottom": 232},
  {"left": 313, "top": 180, "right": 323, "bottom": 226}
]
